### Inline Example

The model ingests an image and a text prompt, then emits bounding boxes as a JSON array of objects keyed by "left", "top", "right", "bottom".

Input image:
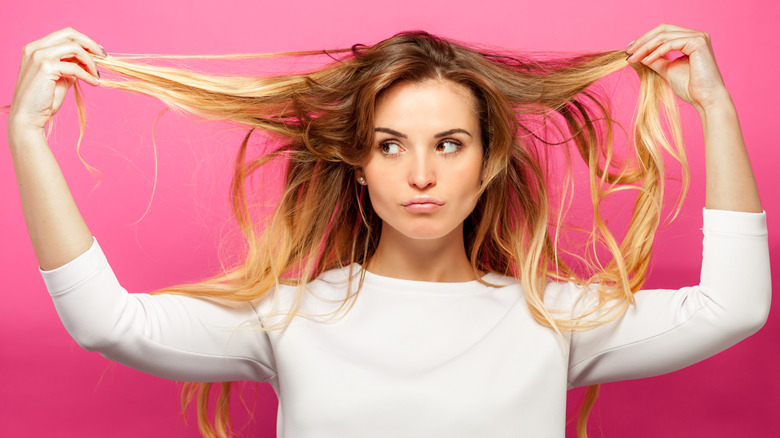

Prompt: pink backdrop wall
[{"left": 2, "top": 0, "right": 778, "bottom": 436}]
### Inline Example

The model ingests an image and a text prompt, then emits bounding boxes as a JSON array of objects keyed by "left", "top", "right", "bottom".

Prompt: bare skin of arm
[
  {"left": 698, "top": 96, "right": 762, "bottom": 213},
  {"left": 626, "top": 23, "right": 762, "bottom": 213},
  {"left": 8, "top": 28, "right": 102, "bottom": 270}
]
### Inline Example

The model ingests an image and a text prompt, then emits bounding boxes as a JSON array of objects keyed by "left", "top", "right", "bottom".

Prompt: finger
[
  {"left": 25, "top": 27, "right": 106, "bottom": 60},
  {"left": 31, "top": 27, "right": 106, "bottom": 58},
  {"left": 639, "top": 35, "right": 711, "bottom": 65},
  {"left": 37, "top": 42, "right": 100, "bottom": 79},
  {"left": 626, "top": 23, "right": 698, "bottom": 54},
  {"left": 628, "top": 33, "right": 691, "bottom": 65},
  {"left": 639, "top": 39, "right": 688, "bottom": 66},
  {"left": 627, "top": 30, "right": 694, "bottom": 56},
  {"left": 639, "top": 55, "right": 671, "bottom": 81},
  {"left": 57, "top": 61, "right": 100, "bottom": 86},
  {"left": 627, "top": 30, "right": 698, "bottom": 63}
]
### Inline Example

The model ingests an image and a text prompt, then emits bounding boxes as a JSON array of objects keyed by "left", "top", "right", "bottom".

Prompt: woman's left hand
[{"left": 626, "top": 24, "right": 730, "bottom": 113}]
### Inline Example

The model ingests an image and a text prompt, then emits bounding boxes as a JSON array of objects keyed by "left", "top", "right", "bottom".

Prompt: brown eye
[
  {"left": 437, "top": 140, "right": 460, "bottom": 154},
  {"left": 379, "top": 141, "right": 402, "bottom": 155}
]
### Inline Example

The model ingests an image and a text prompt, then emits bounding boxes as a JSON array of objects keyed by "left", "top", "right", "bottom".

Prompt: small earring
[{"left": 357, "top": 177, "right": 366, "bottom": 185}]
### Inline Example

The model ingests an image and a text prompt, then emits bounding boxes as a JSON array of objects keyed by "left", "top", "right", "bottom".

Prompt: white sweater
[{"left": 41, "top": 209, "right": 771, "bottom": 437}]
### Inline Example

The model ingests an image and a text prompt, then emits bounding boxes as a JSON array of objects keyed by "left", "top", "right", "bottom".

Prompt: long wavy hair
[{"left": 79, "top": 30, "right": 686, "bottom": 438}]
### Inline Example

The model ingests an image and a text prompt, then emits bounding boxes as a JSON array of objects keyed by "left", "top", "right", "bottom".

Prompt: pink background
[{"left": 2, "top": 0, "right": 778, "bottom": 436}]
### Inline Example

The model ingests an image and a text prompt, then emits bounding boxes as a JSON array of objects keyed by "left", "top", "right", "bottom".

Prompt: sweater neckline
[{"left": 346, "top": 263, "right": 514, "bottom": 296}]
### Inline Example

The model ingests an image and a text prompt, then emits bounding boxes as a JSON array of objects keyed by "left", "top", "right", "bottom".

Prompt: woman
[{"left": 8, "top": 24, "right": 770, "bottom": 437}]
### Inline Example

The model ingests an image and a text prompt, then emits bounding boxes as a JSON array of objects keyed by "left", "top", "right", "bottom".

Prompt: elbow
[
  {"left": 78, "top": 335, "right": 119, "bottom": 354},
  {"left": 51, "top": 281, "right": 139, "bottom": 354},
  {"left": 746, "top": 282, "right": 772, "bottom": 336},
  {"left": 741, "top": 296, "right": 771, "bottom": 337},
  {"left": 62, "top": 321, "right": 124, "bottom": 353},
  {"left": 722, "top": 286, "right": 772, "bottom": 341},
  {"left": 54, "top": 297, "right": 135, "bottom": 354}
]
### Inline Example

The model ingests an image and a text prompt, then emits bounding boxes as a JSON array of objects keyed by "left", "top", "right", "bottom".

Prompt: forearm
[
  {"left": 9, "top": 123, "right": 93, "bottom": 270},
  {"left": 698, "top": 93, "right": 762, "bottom": 213}
]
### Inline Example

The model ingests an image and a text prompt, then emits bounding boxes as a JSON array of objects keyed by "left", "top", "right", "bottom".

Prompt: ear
[{"left": 355, "top": 168, "right": 366, "bottom": 184}]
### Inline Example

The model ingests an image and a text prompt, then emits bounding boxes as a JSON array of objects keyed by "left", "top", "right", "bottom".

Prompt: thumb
[
  {"left": 642, "top": 55, "right": 672, "bottom": 82},
  {"left": 51, "top": 76, "right": 75, "bottom": 115}
]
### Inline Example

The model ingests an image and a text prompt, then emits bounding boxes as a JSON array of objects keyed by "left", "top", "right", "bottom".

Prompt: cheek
[
  {"left": 450, "top": 161, "right": 483, "bottom": 193},
  {"left": 363, "top": 166, "right": 395, "bottom": 210},
  {"left": 456, "top": 164, "right": 484, "bottom": 215},
  {"left": 367, "top": 186, "right": 391, "bottom": 211}
]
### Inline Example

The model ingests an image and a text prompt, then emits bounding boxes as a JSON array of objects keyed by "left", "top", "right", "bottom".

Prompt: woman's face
[{"left": 358, "top": 79, "right": 484, "bottom": 242}]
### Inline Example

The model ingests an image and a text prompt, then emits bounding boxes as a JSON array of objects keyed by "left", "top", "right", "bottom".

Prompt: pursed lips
[
  {"left": 402, "top": 196, "right": 444, "bottom": 212},
  {"left": 402, "top": 196, "right": 444, "bottom": 207}
]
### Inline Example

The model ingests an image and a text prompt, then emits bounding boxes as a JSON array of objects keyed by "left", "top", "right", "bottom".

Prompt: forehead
[{"left": 374, "top": 79, "right": 480, "bottom": 130}]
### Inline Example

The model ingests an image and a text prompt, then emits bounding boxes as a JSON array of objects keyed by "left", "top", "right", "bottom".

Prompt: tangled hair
[{"left": 80, "top": 31, "right": 687, "bottom": 438}]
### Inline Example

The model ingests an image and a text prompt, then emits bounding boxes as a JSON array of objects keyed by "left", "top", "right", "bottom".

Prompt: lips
[
  {"left": 402, "top": 196, "right": 444, "bottom": 207},
  {"left": 402, "top": 196, "right": 444, "bottom": 212}
]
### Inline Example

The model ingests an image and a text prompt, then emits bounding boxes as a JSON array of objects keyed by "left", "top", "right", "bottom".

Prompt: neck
[{"left": 366, "top": 223, "right": 477, "bottom": 282}]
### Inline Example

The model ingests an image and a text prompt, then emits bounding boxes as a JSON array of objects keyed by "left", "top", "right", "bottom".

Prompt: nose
[{"left": 408, "top": 150, "right": 436, "bottom": 190}]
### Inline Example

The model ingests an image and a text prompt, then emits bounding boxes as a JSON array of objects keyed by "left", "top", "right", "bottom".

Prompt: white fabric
[{"left": 40, "top": 208, "right": 771, "bottom": 437}]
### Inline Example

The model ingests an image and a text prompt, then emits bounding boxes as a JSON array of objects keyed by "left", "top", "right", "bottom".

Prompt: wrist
[
  {"left": 8, "top": 115, "right": 46, "bottom": 142},
  {"left": 8, "top": 120, "right": 47, "bottom": 151},
  {"left": 696, "top": 89, "right": 735, "bottom": 119}
]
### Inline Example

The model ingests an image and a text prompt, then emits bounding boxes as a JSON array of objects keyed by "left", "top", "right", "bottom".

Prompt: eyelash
[{"left": 377, "top": 139, "right": 463, "bottom": 157}]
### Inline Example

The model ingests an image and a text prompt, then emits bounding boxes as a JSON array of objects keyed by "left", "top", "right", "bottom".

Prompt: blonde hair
[{"left": 80, "top": 31, "right": 686, "bottom": 438}]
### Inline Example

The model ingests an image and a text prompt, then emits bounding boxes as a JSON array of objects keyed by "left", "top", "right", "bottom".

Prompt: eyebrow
[{"left": 374, "top": 127, "right": 472, "bottom": 138}]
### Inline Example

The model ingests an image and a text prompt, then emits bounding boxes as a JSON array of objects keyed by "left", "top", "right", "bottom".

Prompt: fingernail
[
  {"left": 99, "top": 45, "right": 107, "bottom": 57},
  {"left": 626, "top": 54, "right": 633, "bottom": 61},
  {"left": 97, "top": 67, "right": 101, "bottom": 79},
  {"left": 626, "top": 40, "right": 635, "bottom": 49}
]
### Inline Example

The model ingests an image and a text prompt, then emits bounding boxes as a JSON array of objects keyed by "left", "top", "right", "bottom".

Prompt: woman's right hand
[{"left": 9, "top": 27, "right": 104, "bottom": 133}]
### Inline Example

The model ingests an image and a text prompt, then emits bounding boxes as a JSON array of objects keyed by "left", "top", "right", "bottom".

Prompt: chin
[{"left": 388, "top": 221, "right": 461, "bottom": 241}]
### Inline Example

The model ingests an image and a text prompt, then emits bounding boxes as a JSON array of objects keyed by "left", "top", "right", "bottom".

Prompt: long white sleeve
[
  {"left": 566, "top": 208, "right": 771, "bottom": 387},
  {"left": 38, "top": 208, "right": 771, "bottom": 437},
  {"left": 41, "top": 239, "right": 277, "bottom": 383}
]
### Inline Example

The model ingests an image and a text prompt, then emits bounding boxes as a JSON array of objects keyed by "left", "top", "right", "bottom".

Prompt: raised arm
[
  {"left": 566, "top": 208, "right": 769, "bottom": 387},
  {"left": 566, "top": 25, "right": 769, "bottom": 387},
  {"left": 8, "top": 28, "right": 101, "bottom": 270},
  {"left": 626, "top": 23, "right": 762, "bottom": 213},
  {"left": 9, "top": 29, "right": 278, "bottom": 383}
]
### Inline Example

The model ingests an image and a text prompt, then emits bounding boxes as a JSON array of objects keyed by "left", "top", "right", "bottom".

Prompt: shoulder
[
  {"left": 484, "top": 271, "right": 593, "bottom": 312},
  {"left": 542, "top": 279, "right": 597, "bottom": 316},
  {"left": 249, "top": 264, "right": 359, "bottom": 321}
]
